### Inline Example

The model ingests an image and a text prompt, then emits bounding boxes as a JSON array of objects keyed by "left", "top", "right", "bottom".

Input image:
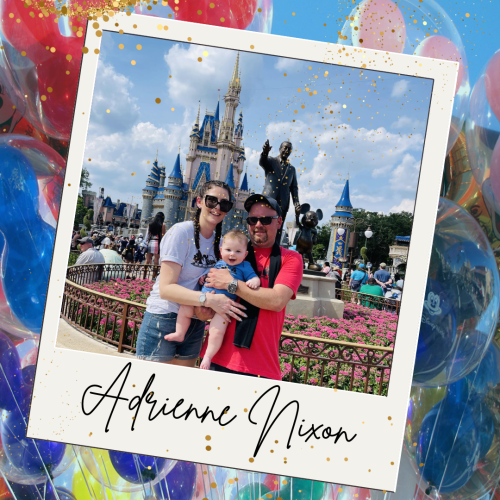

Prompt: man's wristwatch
[
  {"left": 227, "top": 279, "right": 238, "bottom": 295},
  {"left": 199, "top": 292, "right": 207, "bottom": 306}
]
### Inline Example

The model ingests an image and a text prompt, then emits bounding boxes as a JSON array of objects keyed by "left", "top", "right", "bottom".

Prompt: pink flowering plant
[
  {"left": 280, "top": 303, "right": 396, "bottom": 396},
  {"left": 69, "top": 278, "right": 152, "bottom": 348}
]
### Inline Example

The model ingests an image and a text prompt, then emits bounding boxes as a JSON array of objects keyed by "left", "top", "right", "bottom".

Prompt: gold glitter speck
[
  {"left": 188, "top": 37, "right": 192, "bottom": 41},
  {"left": 198, "top": 57, "right": 202, "bottom": 62},
  {"left": 205, "top": 435, "right": 211, "bottom": 441},
  {"left": 388, "top": 416, "right": 392, "bottom": 421},
  {"left": 106, "top": 109, "right": 110, "bottom": 113},
  {"left": 82, "top": 47, "right": 89, "bottom": 54},
  {"left": 210, "top": 483, "right": 217, "bottom": 489},
  {"left": 155, "top": 98, "right": 161, "bottom": 104},
  {"left": 41, "top": 95, "right": 47, "bottom": 101},
  {"left": 131, "top": 60, "right": 136, "bottom": 65},
  {"left": 136, "top": 44, "right": 142, "bottom": 50},
  {"left": 119, "top": 44, "right": 124, "bottom": 49},
  {"left": 47, "top": 87, "right": 53, "bottom": 93},
  {"left": 344, "top": 457, "right": 348, "bottom": 461},
  {"left": 94, "top": 49, "right": 100, "bottom": 54},
  {"left": 250, "top": 45, "right": 254, "bottom": 49},
  {"left": 249, "top": 458, "right": 254, "bottom": 463},
  {"left": 21, "top": 51, "right": 26, "bottom": 56},
  {"left": 206, "top": 445, "right": 211, "bottom": 451}
]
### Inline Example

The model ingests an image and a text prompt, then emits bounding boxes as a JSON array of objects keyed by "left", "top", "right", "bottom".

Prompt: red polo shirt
[{"left": 201, "top": 247, "right": 303, "bottom": 380}]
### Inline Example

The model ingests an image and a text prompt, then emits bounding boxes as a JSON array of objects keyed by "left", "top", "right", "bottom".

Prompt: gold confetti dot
[
  {"left": 94, "top": 49, "right": 100, "bottom": 54},
  {"left": 465, "top": 12, "right": 470, "bottom": 17},
  {"left": 66, "top": 71, "right": 70, "bottom": 75},
  {"left": 413, "top": 442, "right": 417, "bottom": 446},
  {"left": 326, "top": 457, "right": 330, "bottom": 461},
  {"left": 157, "top": 24, "right": 163, "bottom": 30},
  {"left": 136, "top": 44, "right": 142, "bottom": 50},
  {"left": 50, "top": 47, "right": 56, "bottom": 53},
  {"left": 82, "top": 47, "right": 89, "bottom": 54},
  {"left": 197, "top": 9, "right": 202, "bottom": 14},
  {"left": 119, "top": 44, "right": 124, "bottom": 49},
  {"left": 388, "top": 416, "right": 392, "bottom": 421},
  {"left": 368, "top": 469, "right": 371, "bottom": 472},
  {"left": 344, "top": 457, "right": 348, "bottom": 461},
  {"left": 41, "top": 95, "right": 47, "bottom": 101},
  {"left": 391, "top": 462, "right": 394, "bottom": 465},
  {"left": 419, "top": 463, "right": 424, "bottom": 467},
  {"left": 93, "top": 22, "right": 99, "bottom": 29},
  {"left": 47, "top": 87, "right": 53, "bottom": 93},
  {"left": 171, "top": 107, "right": 175, "bottom": 111},
  {"left": 249, "top": 458, "right": 254, "bottom": 463},
  {"left": 187, "top": 37, "right": 192, "bottom": 41},
  {"left": 8, "top": 13, "right": 14, "bottom": 18},
  {"left": 220, "top": 17, "right": 225, "bottom": 22},
  {"left": 131, "top": 60, "right": 136, "bottom": 65},
  {"left": 106, "top": 109, "right": 110, "bottom": 113},
  {"left": 155, "top": 98, "right": 161, "bottom": 104},
  {"left": 119, "top": 29, "right": 124, "bottom": 34},
  {"left": 198, "top": 57, "right": 202, "bottom": 62},
  {"left": 250, "top": 44, "right": 254, "bottom": 49},
  {"left": 205, "top": 435, "right": 211, "bottom": 441},
  {"left": 258, "top": 7, "right": 261, "bottom": 12},
  {"left": 21, "top": 51, "right": 26, "bottom": 56},
  {"left": 203, "top": 50, "right": 208, "bottom": 57},
  {"left": 210, "top": 483, "right": 217, "bottom": 489},
  {"left": 164, "top": 25, "right": 169, "bottom": 30},
  {"left": 282, "top": 480, "right": 287, "bottom": 485},
  {"left": 96, "top": 30, "right": 102, "bottom": 37},
  {"left": 338, "top": 489, "right": 343, "bottom": 493},
  {"left": 89, "top": 432, "right": 92, "bottom": 436},
  {"left": 206, "top": 445, "right": 211, "bottom": 451}
]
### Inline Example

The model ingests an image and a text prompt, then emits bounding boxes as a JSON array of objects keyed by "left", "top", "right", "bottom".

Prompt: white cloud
[
  {"left": 391, "top": 79, "right": 409, "bottom": 98},
  {"left": 274, "top": 58, "right": 302, "bottom": 71},
  {"left": 391, "top": 115, "right": 426, "bottom": 132},
  {"left": 389, "top": 198, "right": 415, "bottom": 213},
  {"left": 389, "top": 153, "right": 421, "bottom": 192},
  {"left": 90, "top": 61, "right": 140, "bottom": 134}
]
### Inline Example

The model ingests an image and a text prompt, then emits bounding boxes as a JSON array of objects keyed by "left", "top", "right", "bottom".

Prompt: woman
[
  {"left": 123, "top": 237, "right": 136, "bottom": 263},
  {"left": 146, "top": 212, "right": 166, "bottom": 266},
  {"left": 136, "top": 180, "right": 246, "bottom": 367},
  {"left": 322, "top": 262, "right": 331, "bottom": 275}
]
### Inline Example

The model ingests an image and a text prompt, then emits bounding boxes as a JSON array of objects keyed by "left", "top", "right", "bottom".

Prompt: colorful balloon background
[{"left": 1, "top": 0, "right": 500, "bottom": 500}]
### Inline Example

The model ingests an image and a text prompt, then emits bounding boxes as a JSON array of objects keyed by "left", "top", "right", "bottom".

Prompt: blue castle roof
[
  {"left": 225, "top": 164, "right": 235, "bottom": 188},
  {"left": 199, "top": 113, "right": 217, "bottom": 143},
  {"left": 336, "top": 180, "right": 352, "bottom": 208},
  {"left": 169, "top": 153, "right": 183, "bottom": 180},
  {"left": 192, "top": 162, "right": 211, "bottom": 191},
  {"left": 103, "top": 196, "right": 115, "bottom": 208},
  {"left": 147, "top": 160, "right": 161, "bottom": 183},
  {"left": 235, "top": 110, "right": 243, "bottom": 137},
  {"left": 395, "top": 236, "right": 410, "bottom": 242},
  {"left": 240, "top": 172, "right": 248, "bottom": 191}
]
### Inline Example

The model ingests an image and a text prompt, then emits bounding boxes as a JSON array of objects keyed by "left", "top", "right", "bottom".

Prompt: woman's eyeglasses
[
  {"left": 246, "top": 216, "right": 279, "bottom": 226},
  {"left": 204, "top": 195, "right": 233, "bottom": 213}
]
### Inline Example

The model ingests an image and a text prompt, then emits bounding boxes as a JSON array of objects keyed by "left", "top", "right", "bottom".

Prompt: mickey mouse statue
[{"left": 295, "top": 203, "right": 323, "bottom": 271}]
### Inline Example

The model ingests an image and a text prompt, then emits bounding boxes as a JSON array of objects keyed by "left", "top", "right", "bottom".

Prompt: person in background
[
  {"left": 124, "top": 238, "right": 136, "bottom": 264},
  {"left": 75, "top": 236, "right": 105, "bottom": 283},
  {"left": 146, "top": 212, "right": 166, "bottom": 266},
  {"left": 71, "top": 231, "right": 80, "bottom": 250},
  {"left": 360, "top": 277, "right": 384, "bottom": 309},
  {"left": 119, "top": 237, "right": 128, "bottom": 255},
  {"left": 374, "top": 263, "right": 392, "bottom": 293},
  {"left": 349, "top": 263, "right": 368, "bottom": 292},
  {"left": 322, "top": 261, "right": 331, "bottom": 275}
]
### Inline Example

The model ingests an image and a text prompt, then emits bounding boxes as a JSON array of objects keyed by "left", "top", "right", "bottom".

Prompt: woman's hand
[
  {"left": 205, "top": 268, "right": 233, "bottom": 290},
  {"left": 205, "top": 292, "right": 246, "bottom": 323}
]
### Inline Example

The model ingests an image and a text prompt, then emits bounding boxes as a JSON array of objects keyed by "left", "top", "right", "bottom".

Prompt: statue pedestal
[{"left": 286, "top": 274, "right": 344, "bottom": 319}]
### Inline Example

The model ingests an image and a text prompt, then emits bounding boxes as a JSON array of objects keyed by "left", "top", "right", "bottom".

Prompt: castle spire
[
  {"left": 169, "top": 150, "right": 183, "bottom": 180},
  {"left": 195, "top": 102, "right": 200, "bottom": 126},
  {"left": 224, "top": 163, "right": 235, "bottom": 188},
  {"left": 214, "top": 98, "right": 220, "bottom": 122},
  {"left": 335, "top": 179, "right": 353, "bottom": 210},
  {"left": 240, "top": 168, "right": 249, "bottom": 191},
  {"left": 229, "top": 52, "right": 241, "bottom": 89}
]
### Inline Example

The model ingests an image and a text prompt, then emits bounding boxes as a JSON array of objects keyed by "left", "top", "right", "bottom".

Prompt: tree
[
  {"left": 316, "top": 224, "right": 331, "bottom": 249},
  {"left": 80, "top": 166, "right": 92, "bottom": 190},
  {"left": 312, "top": 244, "right": 326, "bottom": 261},
  {"left": 350, "top": 209, "right": 413, "bottom": 266},
  {"left": 83, "top": 208, "right": 94, "bottom": 231},
  {"left": 74, "top": 196, "right": 87, "bottom": 229}
]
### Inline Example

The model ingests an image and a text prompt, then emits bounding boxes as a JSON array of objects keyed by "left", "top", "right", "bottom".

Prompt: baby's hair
[{"left": 222, "top": 230, "right": 249, "bottom": 246}]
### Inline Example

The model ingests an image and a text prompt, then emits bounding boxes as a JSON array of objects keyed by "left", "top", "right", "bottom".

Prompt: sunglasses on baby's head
[
  {"left": 246, "top": 216, "right": 280, "bottom": 226},
  {"left": 204, "top": 195, "right": 233, "bottom": 213}
]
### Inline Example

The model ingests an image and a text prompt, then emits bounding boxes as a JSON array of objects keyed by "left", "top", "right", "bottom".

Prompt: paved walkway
[{"left": 56, "top": 318, "right": 135, "bottom": 358}]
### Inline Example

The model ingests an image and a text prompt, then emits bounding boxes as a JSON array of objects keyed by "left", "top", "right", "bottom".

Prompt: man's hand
[
  {"left": 198, "top": 274, "right": 207, "bottom": 285},
  {"left": 294, "top": 202, "right": 301, "bottom": 216},
  {"left": 205, "top": 268, "right": 233, "bottom": 290},
  {"left": 262, "top": 139, "right": 272, "bottom": 156},
  {"left": 246, "top": 277, "right": 260, "bottom": 290}
]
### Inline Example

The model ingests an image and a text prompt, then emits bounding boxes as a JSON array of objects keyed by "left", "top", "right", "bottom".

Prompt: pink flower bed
[{"left": 84, "top": 278, "right": 154, "bottom": 305}]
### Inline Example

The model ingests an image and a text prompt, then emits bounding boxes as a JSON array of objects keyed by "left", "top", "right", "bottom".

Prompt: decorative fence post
[{"left": 117, "top": 303, "right": 129, "bottom": 353}]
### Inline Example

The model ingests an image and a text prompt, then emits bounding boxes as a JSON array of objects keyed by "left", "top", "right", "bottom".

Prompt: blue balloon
[
  {"left": 414, "top": 278, "right": 457, "bottom": 384},
  {"left": 471, "top": 399, "right": 494, "bottom": 459},
  {"left": 22, "top": 365, "right": 36, "bottom": 387},
  {"left": 417, "top": 401, "right": 481, "bottom": 493},
  {"left": 7, "top": 480, "right": 45, "bottom": 500},
  {"left": 153, "top": 462, "right": 196, "bottom": 500},
  {"left": 0, "top": 331, "right": 24, "bottom": 410},
  {"left": 0, "top": 143, "right": 55, "bottom": 333},
  {"left": 0, "top": 395, "right": 66, "bottom": 477},
  {"left": 109, "top": 451, "right": 166, "bottom": 484}
]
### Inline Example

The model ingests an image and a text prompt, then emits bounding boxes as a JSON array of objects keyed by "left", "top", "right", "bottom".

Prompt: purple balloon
[{"left": 153, "top": 462, "right": 196, "bottom": 500}]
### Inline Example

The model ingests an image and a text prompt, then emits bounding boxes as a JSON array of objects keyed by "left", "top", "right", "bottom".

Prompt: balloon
[
  {"left": 109, "top": 451, "right": 167, "bottom": 485},
  {"left": 413, "top": 198, "right": 500, "bottom": 387},
  {"left": 485, "top": 49, "right": 500, "bottom": 122},
  {"left": 234, "top": 483, "right": 271, "bottom": 500},
  {"left": 417, "top": 403, "right": 480, "bottom": 493},
  {"left": 20, "top": 348, "right": 38, "bottom": 369},
  {"left": 153, "top": 462, "right": 196, "bottom": 500},
  {"left": 21, "top": 365, "right": 36, "bottom": 387},
  {"left": 0, "top": 82, "right": 23, "bottom": 134},
  {"left": 262, "top": 475, "right": 279, "bottom": 491},
  {"left": 0, "top": 399, "right": 66, "bottom": 480},
  {"left": 279, "top": 478, "right": 325, "bottom": 500},
  {"left": 414, "top": 36, "right": 464, "bottom": 95},
  {"left": 351, "top": 0, "right": 406, "bottom": 53},
  {"left": 338, "top": 0, "right": 469, "bottom": 155},
  {"left": 414, "top": 279, "right": 457, "bottom": 384},
  {"left": 0, "top": 139, "right": 56, "bottom": 334},
  {"left": 489, "top": 138, "right": 500, "bottom": 206},
  {"left": 0, "top": 332, "right": 23, "bottom": 410},
  {"left": 80, "top": 448, "right": 175, "bottom": 493},
  {"left": 471, "top": 400, "right": 494, "bottom": 459}
]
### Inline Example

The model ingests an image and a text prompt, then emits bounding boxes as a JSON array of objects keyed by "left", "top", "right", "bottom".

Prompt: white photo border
[{"left": 27, "top": 15, "right": 458, "bottom": 492}]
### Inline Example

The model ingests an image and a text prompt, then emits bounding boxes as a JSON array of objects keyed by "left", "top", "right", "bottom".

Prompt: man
[
  {"left": 360, "top": 277, "right": 384, "bottom": 309},
  {"left": 260, "top": 140, "right": 301, "bottom": 239},
  {"left": 374, "top": 262, "right": 393, "bottom": 293},
  {"left": 75, "top": 236, "right": 105, "bottom": 283},
  {"left": 202, "top": 194, "right": 304, "bottom": 380}
]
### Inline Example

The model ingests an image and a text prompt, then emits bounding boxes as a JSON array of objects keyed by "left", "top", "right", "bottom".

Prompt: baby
[{"left": 165, "top": 230, "right": 260, "bottom": 370}]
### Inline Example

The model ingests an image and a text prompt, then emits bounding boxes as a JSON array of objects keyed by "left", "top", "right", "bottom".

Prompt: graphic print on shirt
[
  {"left": 257, "top": 263, "right": 270, "bottom": 284},
  {"left": 192, "top": 250, "right": 217, "bottom": 268}
]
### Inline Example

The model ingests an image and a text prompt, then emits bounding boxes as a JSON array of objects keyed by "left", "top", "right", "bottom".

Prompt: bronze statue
[
  {"left": 260, "top": 140, "right": 301, "bottom": 238},
  {"left": 295, "top": 204, "right": 323, "bottom": 271}
]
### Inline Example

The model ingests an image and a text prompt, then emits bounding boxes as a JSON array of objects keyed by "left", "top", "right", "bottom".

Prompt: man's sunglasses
[
  {"left": 205, "top": 195, "right": 233, "bottom": 213},
  {"left": 246, "top": 216, "right": 280, "bottom": 226}
]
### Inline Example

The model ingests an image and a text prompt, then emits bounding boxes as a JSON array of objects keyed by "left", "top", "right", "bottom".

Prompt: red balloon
[
  {"left": 0, "top": 475, "right": 12, "bottom": 500},
  {"left": 0, "top": 0, "right": 85, "bottom": 140},
  {"left": 262, "top": 474, "right": 279, "bottom": 491},
  {"left": 174, "top": 0, "right": 257, "bottom": 30},
  {"left": 485, "top": 50, "right": 500, "bottom": 122}
]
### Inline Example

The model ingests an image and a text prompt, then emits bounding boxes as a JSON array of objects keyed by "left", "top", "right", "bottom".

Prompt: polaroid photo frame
[{"left": 27, "top": 15, "right": 458, "bottom": 491}]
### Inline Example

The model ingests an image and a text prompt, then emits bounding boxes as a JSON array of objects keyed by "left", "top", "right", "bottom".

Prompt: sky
[{"left": 84, "top": 30, "right": 433, "bottom": 220}]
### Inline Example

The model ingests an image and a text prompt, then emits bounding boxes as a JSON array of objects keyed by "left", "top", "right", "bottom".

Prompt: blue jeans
[{"left": 136, "top": 311, "right": 205, "bottom": 362}]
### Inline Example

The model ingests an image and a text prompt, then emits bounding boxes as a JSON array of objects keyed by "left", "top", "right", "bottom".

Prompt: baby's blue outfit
[{"left": 202, "top": 260, "right": 258, "bottom": 300}]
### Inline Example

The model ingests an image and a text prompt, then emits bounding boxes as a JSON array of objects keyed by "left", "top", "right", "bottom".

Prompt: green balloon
[
  {"left": 234, "top": 483, "right": 272, "bottom": 500},
  {"left": 279, "top": 478, "right": 325, "bottom": 500}
]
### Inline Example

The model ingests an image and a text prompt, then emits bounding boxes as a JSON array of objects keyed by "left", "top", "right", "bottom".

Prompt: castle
[{"left": 140, "top": 53, "right": 250, "bottom": 232}]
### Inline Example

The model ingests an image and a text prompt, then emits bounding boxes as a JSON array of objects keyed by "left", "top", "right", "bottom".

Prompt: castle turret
[
  {"left": 326, "top": 180, "right": 354, "bottom": 269},
  {"left": 163, "top": 150, "right": 183, "bottom": 230},
  {"left": 214, "top": 97, "right": 220, "bottom": 139},
  {"left": 186, "top": 104, "right": 201, "bottom": 184},
  {"left": 141, "top": 159, "right": 161, "bottom": 225},
  {"left": 240, "top": 170, "right": 249, "bottom": 191},
  {"left": 216, "top": 52, "right": 241, "bottom": 183},
  {"left": 224, "top": 163, "right": 236, "bottom": 189}
]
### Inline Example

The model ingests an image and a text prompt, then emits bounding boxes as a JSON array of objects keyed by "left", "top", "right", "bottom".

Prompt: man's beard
[{"left": 251, "top": 231, "right": 269, "bottom": 245}]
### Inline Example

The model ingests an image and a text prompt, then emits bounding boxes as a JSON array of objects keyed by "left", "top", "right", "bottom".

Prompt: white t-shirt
[{"left": 146, "top": 221, "right": 216, "bottom": 314}]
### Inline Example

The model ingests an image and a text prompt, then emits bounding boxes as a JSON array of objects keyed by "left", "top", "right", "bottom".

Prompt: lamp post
[{"left": 364, "top": 226, "right": 373, "bottom": 261}]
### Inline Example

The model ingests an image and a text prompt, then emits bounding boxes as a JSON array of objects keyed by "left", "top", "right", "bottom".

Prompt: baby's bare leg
[
  {"left": 165, "top": 305, "right": 195, "bottom": 341},
  {"left": 200, "top": 314, "right": 228, "bottom": 370}
]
